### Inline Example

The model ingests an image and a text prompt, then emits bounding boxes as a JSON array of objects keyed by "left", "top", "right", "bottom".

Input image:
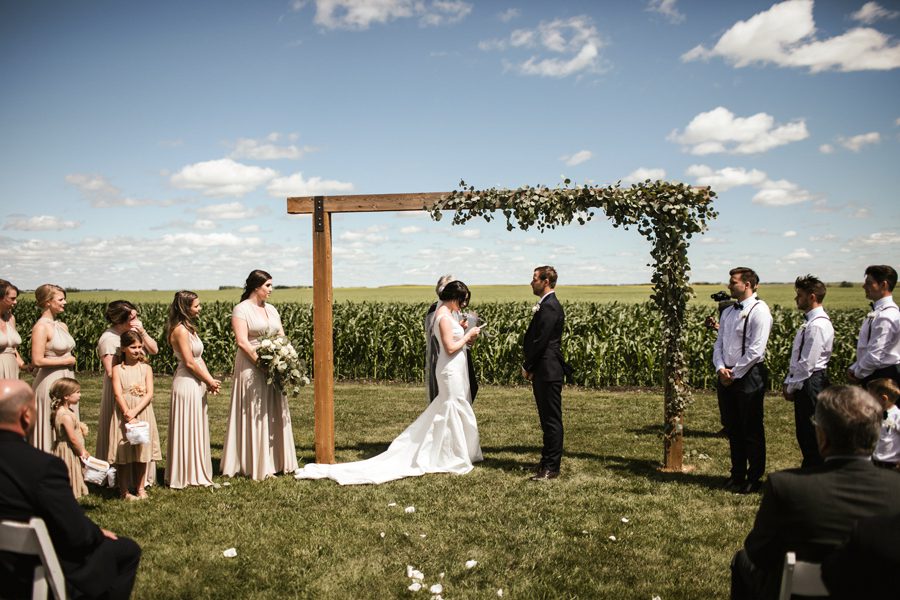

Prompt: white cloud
[
  {"left": 400, "top": 226, "right": 422, "bottom": 234},
  {"left": 561, "top": 150, "right": 592, "bottom": 166},
  {"left": 481, "top": 16, "right": 605, "bottom": 78},
  {"left": 302, "top": 0, "right": 471, "bottom": 30},
  {"left": 498, "top": 8, "right": 519, "bottom": 22},
  {"left": 193, "top": 219, "right": 216, "bottom": 230},
  {"left": 229, "top": 132, "right": 316, "bottom": 160},
  {"left": 809, "top": 233, "right": 838, "bottom": 241},
  {"left": 681, "top": 0, "right": 900, "bottom": 72},
  {"left": 238, "top": 224, "right": 261, "bottom": 233},
  {"left": 838, "top": 131, "right": 881, "bottom": 151},
  {"left": 685, "top": 165, "right": 767, "bottom": 191},
  {"left": 852, "top": 2, "right": 899, "bottom": 25},
  {"left": 65, "top": 174, "right": 157, "bottom": 207},
  {"left": 196, "top": 202, "right": 258, "bottom": 220},
  {"left": 623, "top": 167, "right": 666, "bottom": 184},
  {"left": 858, "top": 231, "right": 900, "bottom": 245},
  {"left": 647, "top": 0, "right": 685, "bottom": 24},
  {"left": 783, "top": 230, "right": 797, "bottom": 237},
  {"left": 784, "top": 248, "right": 813, "bottom": 260},
  {"left": 819, "top": 143, "right": 835, "bottom": 154},
  {"left": 669, "top": 106, "right": 808, "bottom": 154},
  {"left": 159, "top": 232, "right": 262, "bottom": 248},
  {"left": 339, "top": 225, "right": 387, "bottom": 243},
  {"left": 3, "top": 215, "right": 80, "bottom": 231},
  {"left": 453, "top": 229, "right": 481, "bottom": 239},
  {"left": 171, "top": 158, "right": 277, "bottom": 197},
  {"left": 752, "top": 179, "right": 815, "bottom": 206},
  {"left": 266, "top": 172, "right": 354, "bottom": 197}
]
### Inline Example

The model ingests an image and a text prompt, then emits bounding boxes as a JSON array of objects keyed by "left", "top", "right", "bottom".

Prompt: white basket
[
  {"left": 82, "top": 456, "right": 111, "bottom": 485},
  {"left": 125, "top": 421, "right": 151, "bottom": 445}
]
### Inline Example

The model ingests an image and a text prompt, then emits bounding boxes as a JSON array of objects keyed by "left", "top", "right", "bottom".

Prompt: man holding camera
[
  {"left": 782, "top": 275, "right": 833, "bottom": 468},
  {"left": 713, "top": 267, "right": 773, "bottom": 494}
]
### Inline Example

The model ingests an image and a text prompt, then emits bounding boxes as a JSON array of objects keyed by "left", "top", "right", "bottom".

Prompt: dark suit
[
  {"left": 821, "top": 513, "right": 900, "bottom": 599},
  {"left": 0, "top": 430, "right": 141, "bottom": 599},
  {"left": 523, "top": 292, "right": 567, "bottom": 472},
  {"left": 731, "top": 458, "right": 900, "bottom": 600}
]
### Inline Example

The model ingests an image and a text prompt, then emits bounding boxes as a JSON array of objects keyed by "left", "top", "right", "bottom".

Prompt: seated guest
[
  {"left": 869, "top": 378, "right": 900, "bottom": 469},
  {"left": 820, "top": 512, "right": 900, "bottom": 599},
  {"left": 0, "top": 379, "right": 141, "bottom": 599},
  {"left": 731, "top": 385, "right": 900, "bottom": 600}
]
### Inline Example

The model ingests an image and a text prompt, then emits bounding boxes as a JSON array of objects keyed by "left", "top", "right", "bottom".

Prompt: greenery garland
[{"left": 429, "top": 179, "right": 717, "bottom": 464}]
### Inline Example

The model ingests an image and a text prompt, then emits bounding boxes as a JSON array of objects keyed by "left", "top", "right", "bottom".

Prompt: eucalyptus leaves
[{"left": 429, "top": 178, "right": 717, "bottom": 468}]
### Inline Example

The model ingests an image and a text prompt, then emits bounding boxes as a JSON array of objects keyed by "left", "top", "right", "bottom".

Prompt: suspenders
[
  {"left": 741, "top": 302, "right": 760, "bottom": 356},
  {"left": 796, "top": 315, "right": 832, "bottom": 362}
]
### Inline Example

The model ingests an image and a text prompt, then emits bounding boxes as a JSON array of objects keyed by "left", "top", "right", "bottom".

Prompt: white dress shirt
[
  {"left": 713, "top": 294, "right": 773, "bottom": 380},
  {"left": 849, "top": 296, "right": 900, "bottom": 379},
  {"left": 783, "top": 306, "right": 834, "bottom": 394}
]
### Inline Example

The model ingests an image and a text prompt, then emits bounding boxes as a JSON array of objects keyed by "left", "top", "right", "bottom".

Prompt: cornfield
[{"left": 13, "top": 300, "right": 866, "bottom": 390}]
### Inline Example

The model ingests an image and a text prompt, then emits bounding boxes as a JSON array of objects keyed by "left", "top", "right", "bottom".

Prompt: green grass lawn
[
  {"left": 49, "top": 282, "right": 867, "bottom": 309},
  {"left": 59, "top": 374, "right": 805, "bottom": 599}
]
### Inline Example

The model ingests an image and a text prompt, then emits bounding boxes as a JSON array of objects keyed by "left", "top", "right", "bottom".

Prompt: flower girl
[
  {"left": 109, "top": 330, "right": 161, "bottom": 500},
  {"left": 50, "top": 377, "right": 89, "bottom": 498}
]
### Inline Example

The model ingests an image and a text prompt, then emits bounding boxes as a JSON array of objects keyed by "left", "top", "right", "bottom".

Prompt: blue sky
[{"left": 1, "top": 0, "right": 898, "bottom": 290}]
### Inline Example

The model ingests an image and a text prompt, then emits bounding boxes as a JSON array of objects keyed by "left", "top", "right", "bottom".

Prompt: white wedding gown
[{"left": 294, "top": 313, "right": 482, "bottom": 485}]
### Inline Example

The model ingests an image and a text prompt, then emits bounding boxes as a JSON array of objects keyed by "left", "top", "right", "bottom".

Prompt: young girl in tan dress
[
  {"left": 109, "top": 330, "right": 161, "bottom": 501},
  {"left": 50, "top": 377, "right": 89, "bottom": 499}
]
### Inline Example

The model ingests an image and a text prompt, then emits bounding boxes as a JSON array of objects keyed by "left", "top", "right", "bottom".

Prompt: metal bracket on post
[{"left": 314, "top": 196, "right": 325, "bottom": 232}]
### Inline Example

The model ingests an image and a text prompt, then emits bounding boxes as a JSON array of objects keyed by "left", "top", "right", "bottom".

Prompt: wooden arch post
[{"left": 287, "top": 192, "right": 449, "bottom": 463}]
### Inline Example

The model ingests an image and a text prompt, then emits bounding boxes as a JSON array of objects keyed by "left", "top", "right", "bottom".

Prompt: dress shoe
[
  {"left": 738, "top": 480, "right": 762, "bottom": 494},
  {"left": 529, "top": 468, "right": 559, "bottom": 481},
  {"left": 723, "top": 477, "right": 744, "bottom": 493}
]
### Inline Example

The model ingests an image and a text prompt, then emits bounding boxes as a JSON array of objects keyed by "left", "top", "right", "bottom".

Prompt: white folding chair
[
  {"left": 0, "top": 517, "right": 67, "bottom": 600},
  {"left": 778, "top": 551, "right": 829, "bottom": 599}
]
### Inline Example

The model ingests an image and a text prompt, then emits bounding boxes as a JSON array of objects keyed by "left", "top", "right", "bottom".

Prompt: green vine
[{"left": 429, "top": 179, "right": 717, "bottom": 443}]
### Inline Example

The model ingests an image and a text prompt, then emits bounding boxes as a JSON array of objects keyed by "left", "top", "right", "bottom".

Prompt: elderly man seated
[
  {"left": 0, "top": 379, "right": 141, "bottom": 599},
  {"left": 731, "top": 384, "right": 900, "bottom": 600}
]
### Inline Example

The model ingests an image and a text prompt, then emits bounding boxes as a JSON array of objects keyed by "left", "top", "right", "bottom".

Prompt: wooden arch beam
[{"left": 287, "top": 192, "right": 450, "bottom": 463}]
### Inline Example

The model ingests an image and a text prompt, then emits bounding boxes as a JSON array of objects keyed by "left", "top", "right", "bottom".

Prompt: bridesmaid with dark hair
[
  {"left": 30, "top": 284, "right": 76, "bottom": 451},
  {"left": 165, "top": 290, "right": 220, "bottom": 488},
  {"left": 96, "top": 300, "right": 159, "bottom": 484},
  {"left": 221, "top": 269, "right": 298, "bottom": 480},
  {"left": 0, "top": 279, "right": 28, "bottom": 379}
]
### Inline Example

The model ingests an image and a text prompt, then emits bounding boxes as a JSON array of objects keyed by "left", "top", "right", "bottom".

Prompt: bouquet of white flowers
[{"left": 256, "top": 334, "right": 310, "bottom": 396}]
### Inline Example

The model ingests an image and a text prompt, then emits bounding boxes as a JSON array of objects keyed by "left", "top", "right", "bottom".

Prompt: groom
[{"left": 522, "top": 266, "right": 570, "bottom": 481}]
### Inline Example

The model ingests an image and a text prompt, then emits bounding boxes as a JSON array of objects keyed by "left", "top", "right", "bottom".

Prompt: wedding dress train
[{"left": 294, "top": 313, "right": 482, "bottom": 485}]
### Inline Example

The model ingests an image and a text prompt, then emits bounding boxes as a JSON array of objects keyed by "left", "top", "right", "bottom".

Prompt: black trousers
[
  {"left": 69, "top": 536, "right": 142, "bottom": 600},
  {"left": 861, "top": 364, "right": 900, "bottom": 388},
  {"left": 718, "top": 364, "right": 768, "bottom": 483},
  {"left": 532, "top": 378, "right": 563, "bottom": 472},
  {"left": 793, "top": 370, "right": 828, "bottom": 468},
  {"left": 731, "top": 549, "right": 778, "bottom": 600}
]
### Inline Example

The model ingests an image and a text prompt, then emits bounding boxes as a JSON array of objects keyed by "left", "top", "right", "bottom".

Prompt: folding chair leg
[{"left": 32, "top": 565, "right": 49, "bottom": 600}]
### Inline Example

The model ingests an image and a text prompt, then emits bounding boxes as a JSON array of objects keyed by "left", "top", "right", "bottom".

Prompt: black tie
[
  {"left": 870, "top": 302, "right": 876, "bottom": 310},
  {"left": 733, "top": 302, "right": 743, "bottom": 311}
]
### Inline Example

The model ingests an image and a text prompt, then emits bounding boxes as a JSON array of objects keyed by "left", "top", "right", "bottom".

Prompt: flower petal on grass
[
  {"left": 608, "top": 535, "right": 617, "bottom": 541},
  {"left": 497, "top": 590, "right": 504, "bottom": 597},
  {"left": 621, "top": 517, "right": 630, "bottom": 523},
  {"left": 411, "top": 569, "right": 424, "bottom": 581},
  {"left": 408, "top": 582, "right": 422, "bottom": 592},
  {"left": 222, "top": 548, "right": 237, "bottom": 558},
  {"left": 388, "top": 502, "right": 397, "bottom": 507},
  {"left": 405, "top": 506, "right": 416, "bottom": 514},
  {"left": 465, "top": 560, "right": 478, "bottom": 569},
  {"left": 380, "top": 532, "right": 386, "bottom": 538},
  {"left": 430, "top": 583, "right": 443, "bottom": 594}
]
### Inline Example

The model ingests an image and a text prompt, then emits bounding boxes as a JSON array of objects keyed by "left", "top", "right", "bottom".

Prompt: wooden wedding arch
[{"left": 287, "top": 183, "right": 715, "bottom": 470}]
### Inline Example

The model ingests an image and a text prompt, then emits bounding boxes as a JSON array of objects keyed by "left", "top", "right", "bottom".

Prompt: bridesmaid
[
  {"left": 0, "top": 279, "right": 28, "bottom": 378},
  {"left": 30, "top": 284, "right": 76, "bottom": 452},
  {"left": 165, "top": 290, "right": 220, "bottom": 488},
  {"left": 221, "top": 269, "right": 298, "bottom": 480},
  {"left": 95, "top": 300, "right": 159, "bottom": 469}
]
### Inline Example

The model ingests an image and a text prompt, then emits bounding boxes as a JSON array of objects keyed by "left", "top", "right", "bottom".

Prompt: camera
[{"left": 710, "top": 290, "right": 730, "bottom": 302}]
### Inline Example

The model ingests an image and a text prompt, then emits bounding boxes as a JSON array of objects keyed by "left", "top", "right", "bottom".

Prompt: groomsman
[
  {"left": 848, "top": 265, "right": 900, "bottom": 387},
  {"left": 713, "top": 267, "right": 773, "bottom": 494},
  {"left": 522, "top": 266, "right": 569, "bottom": 481},
  {"left": 782, "top": 275, "right": 833, "bottom": 468}
]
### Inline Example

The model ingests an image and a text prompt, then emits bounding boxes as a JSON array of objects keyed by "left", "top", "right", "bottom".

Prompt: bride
[{"left": 295, "top": 280, "right": 483, "bottom": 485}]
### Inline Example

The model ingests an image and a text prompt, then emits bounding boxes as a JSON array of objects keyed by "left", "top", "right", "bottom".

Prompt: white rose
[
  {"left": 277, "top": 363, "right": 287, "bottom": 372},
  {"left": 261, "top": 339, "right": 273, "bottom": 348}
]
